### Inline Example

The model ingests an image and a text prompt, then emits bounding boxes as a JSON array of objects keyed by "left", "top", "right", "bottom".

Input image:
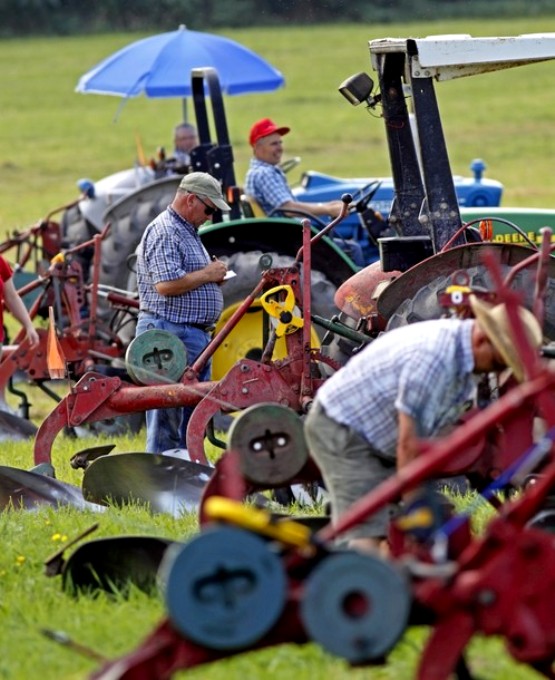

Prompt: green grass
[
  {"left": 3, "top": 17, "right": 555, "bottom": 236},
  {"left": 1, "top": 18, "right": 554, "bottom": 679},
  {"left": 0, "top": 411, "right": 545, "bottom": 680}
]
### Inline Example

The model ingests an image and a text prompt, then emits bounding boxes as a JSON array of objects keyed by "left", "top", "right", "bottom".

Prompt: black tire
[
  {"left": 386, "top": 264, "right": 555, "bottom": 338},
  {"left": 99, "top": 187, "right": 177, "bottom": 294},
  {"left": 223, "top": 250, "right": 337, "bottom": 318},
  {"left": 322, "top": 259, "right": 555, "bottom": 366},
  {"left": 60, "top": 204, "right": 98, "bottom": 281}
]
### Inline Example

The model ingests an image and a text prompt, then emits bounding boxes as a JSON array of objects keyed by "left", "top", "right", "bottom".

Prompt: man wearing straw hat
[{"left": 304, "top": 298, "right": 543, "bottom": 555}]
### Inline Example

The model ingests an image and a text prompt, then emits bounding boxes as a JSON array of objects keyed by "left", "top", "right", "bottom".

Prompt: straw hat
[{"left": 469, "top": 295, "right": 543, "bottom": 382}]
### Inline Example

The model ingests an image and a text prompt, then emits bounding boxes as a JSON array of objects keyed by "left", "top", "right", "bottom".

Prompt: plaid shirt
[
  {"left": 136, "top": 206, "right": 223, "bottom": 325},
  {"left": 316, "top": 319, "right": 476, "bottom": 458},
  {"left": 245, "top": 158, "right": 294, "bottom": 214}
]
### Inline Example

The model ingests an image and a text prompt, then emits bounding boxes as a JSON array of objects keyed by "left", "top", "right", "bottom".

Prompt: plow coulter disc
[
  {"left": 300, "top": 551, "right": 411, "bottom": 663},
  {"left": 125, "top": 329, "right": 188, "bottom": 385},
  {"left": 228, "top": 403, "right": 309, "bottom": 486},
  {"left": 381, "top": 244, "right": 555, "bottom": 339},
  {"left": 160, "top": 525, "right": 287, "bottom": 650}
]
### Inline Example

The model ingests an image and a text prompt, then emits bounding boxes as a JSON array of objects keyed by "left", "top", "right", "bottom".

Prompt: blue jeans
[{"left": 135, "top": 313, "right": 212, "bottom": 453}]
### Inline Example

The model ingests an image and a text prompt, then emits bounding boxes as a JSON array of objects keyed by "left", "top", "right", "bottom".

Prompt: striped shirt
[
  {"left": 316, "top": 319, "right": 476, "bottom": 458},
  {"left": 245, "top": 158, "right": 294, "bottom": 215},
  {"left": 136, "top": 206, "right": 223, "bottom": 325}
]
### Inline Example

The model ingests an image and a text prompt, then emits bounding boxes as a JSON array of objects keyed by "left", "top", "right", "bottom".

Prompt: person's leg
[
  {"left": 304, "top": 402, "right": 396, "bottom": 551},
  {"left": 144, "top": 405, "right": 182, "bottom": 453},
  {"left": 172, "top": 325, "right": 212, "bottom": 447},
  {"left": 332, "top": 237, "right": 365, "bottom": 267}
]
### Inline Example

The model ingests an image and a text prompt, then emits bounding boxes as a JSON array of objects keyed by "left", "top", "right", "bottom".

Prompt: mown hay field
[
  {"left": 1, "top": 17, "right": 555, "bottom": 680},
  {"left": 3, "top": 16, "right": 555, "bottom": 235}
]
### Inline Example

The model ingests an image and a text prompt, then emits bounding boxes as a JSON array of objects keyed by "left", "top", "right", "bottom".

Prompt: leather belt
[
  {"left": 187, "top": 321, "right": 216, "bottom": 332},
  {"left": 139, "top": 310, "right": 215, "bottom": 332}
]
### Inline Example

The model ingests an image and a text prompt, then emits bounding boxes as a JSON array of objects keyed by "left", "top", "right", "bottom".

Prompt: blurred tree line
[{"left": 1, "top": 0, "right": 554, "bottom": 36}]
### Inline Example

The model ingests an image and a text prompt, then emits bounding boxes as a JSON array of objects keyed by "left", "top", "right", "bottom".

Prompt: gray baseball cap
[{"left": 178, "top": 172, "right": 230, "bottom": 212}]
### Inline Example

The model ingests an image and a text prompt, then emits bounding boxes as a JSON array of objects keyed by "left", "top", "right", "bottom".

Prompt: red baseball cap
[{"left": 249, "top": 118, "right": 290, "bottom": 146}]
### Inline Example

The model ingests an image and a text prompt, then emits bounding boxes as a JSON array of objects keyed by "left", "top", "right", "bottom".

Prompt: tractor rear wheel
[
  {"left": 99, "top": 187, "right": 177, "bottom": 296},
  {"left": 386, "top": 264, "right": 555, "bottom": 338},
  {"left": 323, "top": 259, "right": 555, "bottom": 366},
  {"left": 60, "top": 205, "right": 98, "bottom": 280}
]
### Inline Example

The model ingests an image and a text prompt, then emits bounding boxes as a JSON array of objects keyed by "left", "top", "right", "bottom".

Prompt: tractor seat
[{"left": 240, "top": 194, "right": 266, "bottom": 218}]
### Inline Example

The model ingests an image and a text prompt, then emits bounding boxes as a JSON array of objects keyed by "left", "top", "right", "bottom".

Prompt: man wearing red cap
[{"left": 245, "top": 118, "right": 344, "bottom": 219}]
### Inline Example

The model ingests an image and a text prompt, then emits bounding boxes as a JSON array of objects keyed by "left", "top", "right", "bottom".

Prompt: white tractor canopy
[{"left": 369, "top": 33, "right": 555, "bottom": 81}]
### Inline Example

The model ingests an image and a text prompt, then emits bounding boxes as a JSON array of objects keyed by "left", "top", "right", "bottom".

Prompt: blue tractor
[{"left": 293, "top": 160, "right": 503, "bottom": 264}]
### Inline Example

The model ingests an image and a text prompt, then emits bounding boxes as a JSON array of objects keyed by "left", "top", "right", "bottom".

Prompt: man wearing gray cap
[{"left": 135, "top": 172, "right": 230, "bottom": 453}]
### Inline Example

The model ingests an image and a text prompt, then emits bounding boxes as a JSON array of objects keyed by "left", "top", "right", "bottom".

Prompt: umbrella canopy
[{"left": 76, "top": 25, "right": 285, "bottom": 99}]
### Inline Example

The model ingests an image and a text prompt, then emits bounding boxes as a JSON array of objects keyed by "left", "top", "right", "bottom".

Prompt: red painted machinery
[
  {"left": 85, "top": 247, "right": 555, "bottom": 680},
  {"left": 33, "top": 209, "right": 353, "bottom": 472},
  {"left": 0, "top": 213, "right": 144, "bottom": 433}
]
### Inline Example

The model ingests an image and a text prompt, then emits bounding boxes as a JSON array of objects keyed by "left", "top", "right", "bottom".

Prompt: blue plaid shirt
[
  {"left": 136, "top": 206, "right": 223, "bottom": 325},
  {"left": 245, "top": 158, "right": 294, "bottom": 214},
  {"left": 316, "top": 319, "right": 476, "bottom": 458}
]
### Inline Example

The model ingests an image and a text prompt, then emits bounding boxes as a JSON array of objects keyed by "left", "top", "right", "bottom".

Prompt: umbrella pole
[{"left": 182, "top": 97, "right": 188, "bottom": 123}]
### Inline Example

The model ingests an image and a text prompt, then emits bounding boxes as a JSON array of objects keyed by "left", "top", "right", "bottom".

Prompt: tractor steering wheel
[
  {"left": 267, "top": 205, "right": 328, "bottom": 229},
  {"left": 279, "top": 157, "right": 302, "bottom": 174},
  {"left": 267, "top": 181, "right": 383, "bottom": 231},
  {"left": 348, "top": 180, "right": 383, "bottom": 214}
]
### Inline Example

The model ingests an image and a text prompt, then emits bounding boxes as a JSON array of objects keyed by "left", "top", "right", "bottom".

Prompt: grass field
[
  {"left": 3, "top": 16, "right": 555, "bottom": 235},
  {"left": 1, "top": 17, "right": 555, "bottom": 680}
]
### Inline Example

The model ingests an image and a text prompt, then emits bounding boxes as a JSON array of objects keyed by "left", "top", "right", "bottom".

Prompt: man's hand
[
  {"left": 323, "top": 200, "right": 345, "bottom": 218},
  {"left": 206, "top": 258, "right": 227, "bottom": 283},
  {"left": 155, "top": 258, "right": 227, "bottom": 295}
]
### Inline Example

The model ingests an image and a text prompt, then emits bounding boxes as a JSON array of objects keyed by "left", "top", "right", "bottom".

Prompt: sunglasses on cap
[{"left": 196, "top": 195, "right": 217, "bottom": 216}]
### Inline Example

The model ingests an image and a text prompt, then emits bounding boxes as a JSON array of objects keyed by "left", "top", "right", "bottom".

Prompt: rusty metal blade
[
  {"left": 0, "top": 410, "right": 37, "bottom": 441},
  {"left": 0, "top": 465, "right": 104, "bottom": 511},
  {"left": 62, "top": 535, "right": 176, "bottom": 595},
  {"left": 81, "top": 452, "right": 213, "bottom": 516}
]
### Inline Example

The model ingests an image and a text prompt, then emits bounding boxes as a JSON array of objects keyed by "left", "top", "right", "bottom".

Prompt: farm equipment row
[
  {"left": 2, "top": 30, "right": 555, "bottom": 680},
  {"left": 42, "top": 34, "right": 555, "bottom": 680},
  {"left": 4, "top": 35, "right": 555, "bottom": 441},
  {"left": 11, "top": 220, "right": 552, "bottom": 678},
  {"left": 76, "top": 244, "right": 555, "bottom": 680},
  {"left": 32, "top": 204, "right": 354, "bottom": 472},
  {"left": 0, "top": 204, "right": 147, "bottom": 437},
  {"left": 16, "top": 211, "right": 554, "bottom": 680}
]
